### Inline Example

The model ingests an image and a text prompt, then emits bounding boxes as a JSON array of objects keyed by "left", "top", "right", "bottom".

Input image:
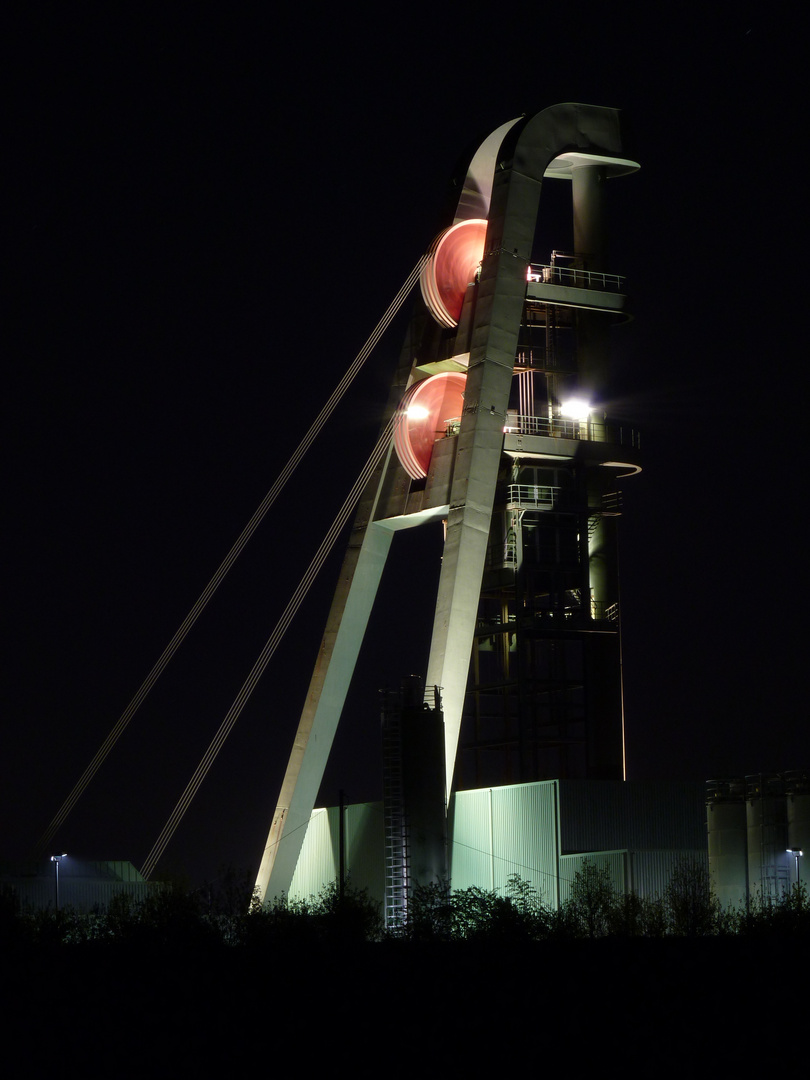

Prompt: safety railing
[
  {"left": 475, "top": 601, "right": 619, "bottom": 625},
  {"left": 503, "top": 414, "right": 640, "bottom": 449},
  {"left": 527, "top": 263, "right": 625, "bottom": 293},
  {"left": 506, "top": 484, "right": 559, "bottom": 509}
]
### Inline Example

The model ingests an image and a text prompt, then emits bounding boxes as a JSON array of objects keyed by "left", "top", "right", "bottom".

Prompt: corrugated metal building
[
  {"left": 287, "top": 778, "right": 706, "bottom": 909},
  {"left": 290, "top": 804, "right": 386, "bottom": 902},
  {"left": 1, "top": 858, "right": 155, "bottom": 912}
]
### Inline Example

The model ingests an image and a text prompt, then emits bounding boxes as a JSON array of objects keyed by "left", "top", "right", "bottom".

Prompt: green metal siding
[
  {"left": 559, "top": 848, "right": 708, "bottom": 903},
  {"left": 558, "top": 779, "right": 705, "bottom": 851},
  {"left": 558, "top": 850, "right": 628, "bottom": 904},
  {"left": 288, "top": 808, "right": 337, "bottom": 899},
  {"left": 448, "top": 787, "right": 495, "bottom": 889},
  {"left": 288, "top": 803, "right": 384, "bottom": 903},
  {"left": 291, "top": 781, "right": 706, "bottom": 911},
  {"left": 449, "top": 782, "right": 559, "bottom": 905},
  {"left": 344, "top": 802, "right": 385, "bottom": 900}
]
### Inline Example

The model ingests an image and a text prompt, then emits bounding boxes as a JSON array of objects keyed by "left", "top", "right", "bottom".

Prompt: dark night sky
[{"left": 6, "top": 7, "right": 807, "bottom": 885}]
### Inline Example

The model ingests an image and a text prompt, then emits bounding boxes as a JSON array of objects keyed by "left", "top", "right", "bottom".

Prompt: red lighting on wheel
[
  {"left": 420, "top": 219, "right": 487, "bottom": 328},
  {"left": 393, "top": 372, "right": 467, "bottom": 480}
]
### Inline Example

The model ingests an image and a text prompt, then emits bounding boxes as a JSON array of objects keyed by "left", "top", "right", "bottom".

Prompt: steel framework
[{"left": 255, "top": 103, "right": 641, "bottom": 901}]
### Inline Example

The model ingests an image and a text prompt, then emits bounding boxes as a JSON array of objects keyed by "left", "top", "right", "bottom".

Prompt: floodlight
[{"left": 560, "top": 398, "right": 591, "bottom": 421}]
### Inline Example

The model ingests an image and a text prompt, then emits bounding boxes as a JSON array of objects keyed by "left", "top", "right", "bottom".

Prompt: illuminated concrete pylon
[{"left": 255, "top": 104, "right": 640, "bottom": 901}]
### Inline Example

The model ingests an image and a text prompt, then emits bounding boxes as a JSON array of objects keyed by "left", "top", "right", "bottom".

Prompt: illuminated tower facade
[{"left": 256, "top": 103, "right": 640, "bottom": 900}]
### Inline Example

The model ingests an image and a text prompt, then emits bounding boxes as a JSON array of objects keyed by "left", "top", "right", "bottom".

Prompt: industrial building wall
[
  {"left": 288, "top": 803, "right": 384, "bottom": 903},
  {"left": 344, "top": 801, "right": 385, "bottom": 900},
  {"left": 287, "top": 808, "right": 335, "bottom": 901},
  {"left": 558, "top": 850, "right": 628, "bottom": 904},
  {"left": 558, "top": 848, "right": 708, "bottom": 904},
  {"left": 448, "top": 782, "right": 705, "bottom": 907},
  {"left": 558, "top": 779, "right": 706, "bottom": 853},
  {"left": 1, "top": 859, "right": 154, "bottom": 913},
  {"left": 4, "top": 878, "right": 155, "bottom": 913},
  {"left": 448, "top": 782, "right": 560, "bottom": 908},
  {"left": 290, "top": 780, "right": 707, "bottom": 910},
  {"left": 289, "top": 785, "right": 562, "bottom": 907}
]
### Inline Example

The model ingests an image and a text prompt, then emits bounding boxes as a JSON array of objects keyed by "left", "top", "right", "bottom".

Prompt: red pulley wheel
[
  {"left": 420, "top": 219, "right": 487, "bottom": 328},
  {"left": 393, "top": 372, "right": 467, "bottom": 480}
]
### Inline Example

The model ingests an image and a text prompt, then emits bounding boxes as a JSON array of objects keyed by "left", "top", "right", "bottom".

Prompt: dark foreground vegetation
[
  {"left": 4, "top": 862, "right": 807, "bottom": 1070},
  {"left": 4, "top": 859, "right": 808, "bottom": 947}
]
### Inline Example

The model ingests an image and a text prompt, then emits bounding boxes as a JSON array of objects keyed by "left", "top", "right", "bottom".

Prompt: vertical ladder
[{"left": 382, "top": 693, "right": 409, "bottom": 931}]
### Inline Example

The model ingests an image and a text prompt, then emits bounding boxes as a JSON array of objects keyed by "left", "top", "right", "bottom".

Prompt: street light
[
  {"left": 50, "top": 853, "right": 67, "bottom": 911},
  {"left": 786, "top": 848, "right": 803, "bottom": 889}
]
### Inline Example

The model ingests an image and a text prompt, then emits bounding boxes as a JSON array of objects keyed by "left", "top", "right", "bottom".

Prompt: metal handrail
[
  {"left": 503, "top": 413, "right": 640, "bottom": 449},
  {"left": 475, "top": 601, "right": 619, "bottom": 624},
  {"left": 506, "top": 484, "right": 559, "bottom": 508},
  {"left": 527, "top": 263, "right": 625, "bottom": 292}
]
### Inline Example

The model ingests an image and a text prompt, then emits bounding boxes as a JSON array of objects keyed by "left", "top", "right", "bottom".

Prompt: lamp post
[
  {"left": 786, "top": 848, "right": 803, "bottom": 890},
  {"left": 50, "top": 853, "right": 67, "bottom": 911}
]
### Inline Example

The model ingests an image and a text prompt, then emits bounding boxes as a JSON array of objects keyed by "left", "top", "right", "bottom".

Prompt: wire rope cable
[
  {"left": 140, "top": 417, "right": 396, "bottom": 879},
  {"left": 35, "top": 255, "right": 427, "bottom": 857}
]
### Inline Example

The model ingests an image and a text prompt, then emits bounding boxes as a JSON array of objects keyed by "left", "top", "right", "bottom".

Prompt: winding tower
[{"left": 256, "top": 103, "right": 641, "bottom": 901}]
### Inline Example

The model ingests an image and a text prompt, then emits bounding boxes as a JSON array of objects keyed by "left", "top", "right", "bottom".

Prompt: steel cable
[
  {"left": 35, "top": 256, "right": 426, "bottom": 856},
  {"left": 140, "top": 417, "right": 395, "bottom": 879}
]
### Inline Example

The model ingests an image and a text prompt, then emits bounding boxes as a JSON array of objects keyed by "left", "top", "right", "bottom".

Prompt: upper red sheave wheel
[{"left": 420, "top": 219, "right": 487, "bottom": 328}]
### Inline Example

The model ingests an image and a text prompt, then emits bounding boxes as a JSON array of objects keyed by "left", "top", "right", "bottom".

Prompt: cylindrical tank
[
  {"left": 786, "top": 770, "right": 809, "bottom": 889},
  {"left": 706, "top": 778, "right": 748, "bottom": 909},
  {"left": 746, "top": 773, "right": 789, "bottom": 902}
]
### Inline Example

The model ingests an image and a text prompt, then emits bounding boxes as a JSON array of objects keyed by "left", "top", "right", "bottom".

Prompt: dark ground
[{"left": 8, "top": 939, "right": 807, "bottom": 1068}]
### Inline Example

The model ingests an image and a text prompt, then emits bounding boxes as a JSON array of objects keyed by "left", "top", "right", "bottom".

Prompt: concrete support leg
[{"left": 254, "top": 522, "right": 393, "bottom": 900}]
